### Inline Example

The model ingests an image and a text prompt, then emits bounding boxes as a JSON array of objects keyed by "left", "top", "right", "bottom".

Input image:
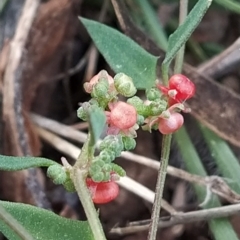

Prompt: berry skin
[
  {"left": 158, "top": 112, "right": 184, "bottom": 134},
  {"left": 86, "top": 178, "right": 119, "bottom": 204},
  {"left": 157, "top": 74, "right": 195, "bottom": 105},
  {"left": 168, "top": 74, "right": 195, "bottom": 101},
  {"left": 107, "top": 101, "right": 137, "bottom": 130}
]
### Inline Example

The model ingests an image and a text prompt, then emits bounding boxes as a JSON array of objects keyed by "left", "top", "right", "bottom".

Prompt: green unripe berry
[
  {"left": 102, "top": 171, "right": 111, "bottom": 181},
  {"left": 102, "top": 163, "right": 112, "bottom": 172},
  {"left": 77, "top": 104, "right": 89, "bottom": 121},
  {"left": 146, "top": 87, "right": 161, "bottom": 101},
  {"left": 114, "top": 73, "right": 137, "bottom": 97},
  {"left": 137, "top": 115, "right": 145, "bottom": 125},
  {"left": 111, "top": 163, "right": 126, "bottom": 177},
  {"left": 122, "top": 136, "right": 136, "bottom": 151},
  {"left": 77, "top": 101, "right": 101, "bottom": 121},
  {"left": 91, "top": 78, "right": 109, "bottom": 99},
  {"left": 127, "top": 96, "right": 147, "bottom": 116},
  {"left": 91, "top": 172, "right": 104, "bottom": 182},
  {"left": 47, "top": 165, "right": 67, "bottom": 185},
  {"left": 99, "top": 135, "right": 124, "bottom": 157},
  {"left": 149, "top": 99, "right": 167, "bottom": 116},
  {"left": 89, "top": 159, "right": 106, "bottom": 177},
  {"left": 89, "top": 164, "right": 101, "bottom": 177},
  {"left": 99, "top": 149, "right": 116, "bottom": 162}
]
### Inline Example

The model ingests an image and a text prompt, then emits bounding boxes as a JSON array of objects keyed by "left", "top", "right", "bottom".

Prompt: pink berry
[
  {"left": 158, "top": 112, "right": 184, "bottom": 134},
  {"left": 109, "top": 102, "right": 137, "bottom": 130},
  {"left": 86, "top": 178, "right": 119, "bottom": 204},
  {"left": 169, "top": 74, "right": 195, "bottom": 101}
]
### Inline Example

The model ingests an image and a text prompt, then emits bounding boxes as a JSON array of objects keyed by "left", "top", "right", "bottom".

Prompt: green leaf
[
  {"left": 129, "top": 0, "right": 168, "bottom": 51},
  {"left": 0, "top": 155, "right": 60, "bottom": 171},
  {"left": 215, "top": 0, "right": 240, "bottom": 14},
  {"left": 80, "top": 17, "right": 158, "bottom": 90},
  {"left": 174, "top": 127, "right": 239, "bottom": 240},
  {"left": 89, "top": 107, "right": 106, "bottom": 145},
  {"left": 0, "top": 201, "right": 94, "bottom": 240},
  {"left": 162, "top": 0, "right": 212, "bottom": 80},
  {"left": 200, "top": 125, "right": 240, "bottom": 193}
]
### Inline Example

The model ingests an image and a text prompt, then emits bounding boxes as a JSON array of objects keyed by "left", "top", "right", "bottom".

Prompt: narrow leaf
[
  {"left": 162, "top": 0, "right": 212, "bottom": 78},
  {"left": 0, "top": 155, "right": 60, "bottom": 171},
  {"left": 174, "top": 127, "right": 238, "bottom": 240},
  {"left": 89, "top": 107, "right": 106, "bottom": 145},
  {"left": 200, "top": 125, "right": 240, "bottom": 193},
  {"left": 80, "top": 17, "right": 158, "bottom": 89},
  {"left": 0, "top": 201, "right": 94, "bottom": 240}
]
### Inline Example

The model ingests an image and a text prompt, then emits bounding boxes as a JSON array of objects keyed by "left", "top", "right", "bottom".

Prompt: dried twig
[
  {"left": 109, "top": 203, "right": 240, "bottom": 235},
  {"left": 34, "top": 124, "right": 176, "bottom": 214},
  {"left": 31, "top": 113, "right": 240, "bottom": 204}
]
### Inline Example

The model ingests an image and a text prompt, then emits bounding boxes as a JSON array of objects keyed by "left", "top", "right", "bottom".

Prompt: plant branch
[
  {"left": 72, "top": 169, "right": 106, "bottom": 240},
  {"left": 147, "top": 134, "right": 172, "bottom": 240},
  {"left": 174, "top": 0, "right": 188, "bottom": 74}
]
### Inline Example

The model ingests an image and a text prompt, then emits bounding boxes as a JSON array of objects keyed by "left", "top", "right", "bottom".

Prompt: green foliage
[
  {"left": 88, "top": 107, "right": 106, "bottom": 145},
  {"left": 47, "top": 165, "right": 67, "bottom": 185},
  {"left": 0, "top": 155, "right": 60, "bottom": 171},
  {"left": 80, "top": 17, "right": 158, "bottom": 90},
  {"left": 174, "top": 127, "right": 239, "bottom": 240},
  {"left": 162, "top": 0, "right": 212, "bottom": 82},
  {"left": 0, "top": 201, "right": 93, "bottom": 240},
  {"left": 200, "top": 125, "right": 240, "bottom": 193}
]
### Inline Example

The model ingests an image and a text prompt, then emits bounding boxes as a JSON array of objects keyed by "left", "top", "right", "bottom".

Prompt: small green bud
[
  {"left": 89, "top": 159, "right": 105, "bottom": 176},
  {"left": 149, "top": 99, "right": 167, "bottom": 116},
  {"left": 99, "top": 149, "right": 116, "bottom": 163},
  {"left": 127, "top": 96, "right": 146, "bottom": 116},
  {"left": 122, "top": 136, "right": 136, "bottom": 151},
  {"left": 89, "top": 164, "right": 101, "bottom": 177},
  {"left": 91, "top": 172, "right": 104, "bottom": 182},
  {"left": 92, "top": 158, "right": 105, "bottom": 167},
  {"left": 137, "top": 115, "right": 145, "bottom": 125},
  {"left": 102, "top": 171, "right": 111, "bottom": 181},
  {"left": 77, "top": 103, "right": 104, "bottom": 121},
  {"left": 111, "top": 163, "right": 126, "bottom": 177},
  {"left": 100, "top": 135, "right": 124, "bottom": 156},
  {"left": 146, "top": 87, "right": 161, "bottom": 101},
  {"left": 91, "top": 78, "right": 109, "bottom": 99},
  {"left": 114, "top": 73, "right": 137, "bottom": 97},
  {"left": 102, "top": 163, "right": 112, "bottom": 172},
  {"left": 77, "top": 103, "right": 89, "bottom": 121},
  {"left": 47, "top": 165, "right": 67, "bottom": 185}
]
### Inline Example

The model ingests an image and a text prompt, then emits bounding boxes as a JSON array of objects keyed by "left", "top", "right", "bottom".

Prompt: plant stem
[
  {"left": 73, "top": 168, "right": 106, "bottom": 240},
  {"left": 74, "top": 133, "right": 94, "bottom": 169},
  {"left": 147, "top": 134, "right": 172, "bottom": 240},
  {"left": 0, "top": 203, "right": 33, "bottom": 240},
  {"left": 174, "top": 0, "right": 188, "bottom": 73},
  {"left": 161, "top": 64, "right": 169, "bottom": 86}
]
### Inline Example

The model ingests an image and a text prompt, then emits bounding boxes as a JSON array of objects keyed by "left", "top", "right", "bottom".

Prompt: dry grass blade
[{"left": 31, "top": 113, "right": 240, "bottom": 204}]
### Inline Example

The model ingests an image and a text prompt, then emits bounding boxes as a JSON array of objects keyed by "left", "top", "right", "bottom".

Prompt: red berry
[
  {"left": 108, "top": 101, "right": 137, "bottom": 130},
  {"left": 86, "top": 178, "right": 119, "bottom": 204},
  {"left": 169, "top": 74, "right": 195, "bottom": 101},
  {"left": 158, "top": 112, "right": 184, "bottom": 134}
]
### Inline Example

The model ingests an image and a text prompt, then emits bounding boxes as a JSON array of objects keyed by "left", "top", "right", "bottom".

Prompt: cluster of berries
[{"left": 78, "top": 70, "right": 195, "bottom": 204}]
